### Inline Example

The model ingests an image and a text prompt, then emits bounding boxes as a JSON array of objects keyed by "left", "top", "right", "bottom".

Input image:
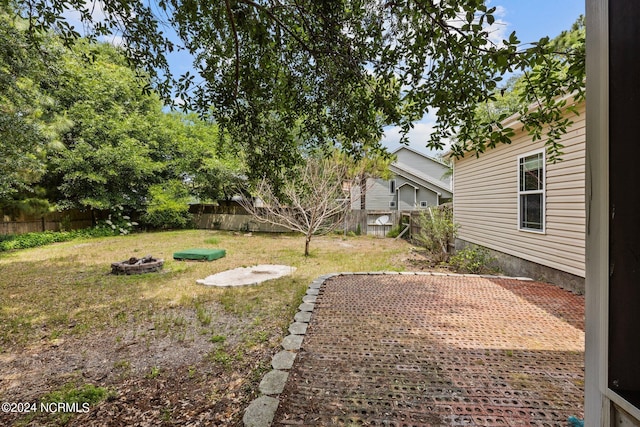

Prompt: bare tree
[{"left": 240, "top": 158, "right": 350, "bottom": 256}]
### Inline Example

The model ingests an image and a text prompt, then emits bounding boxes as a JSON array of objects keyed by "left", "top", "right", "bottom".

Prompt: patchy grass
[
  {"left": 0, "top": 230, "right": 412, "bottom": 425},
  {"left": 21, "top": 383, "right": 114, "bottom": 426},
  {"left": 0, "top": 231, "right": 404, "bottom": 346}
]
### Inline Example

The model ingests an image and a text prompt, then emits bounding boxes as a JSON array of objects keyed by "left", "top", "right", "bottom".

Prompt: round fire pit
[{"left": 111, "top": 255, "right": 164, "bottom": 275}]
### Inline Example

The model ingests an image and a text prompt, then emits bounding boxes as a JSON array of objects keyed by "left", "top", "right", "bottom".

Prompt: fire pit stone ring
[{"left": 111, "top": 255, "right": 164, "bottom": 275}]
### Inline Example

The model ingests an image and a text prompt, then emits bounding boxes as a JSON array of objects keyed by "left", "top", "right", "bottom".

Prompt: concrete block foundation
[{"left": 455, "top": 239, "right": 585, "bottom": 294}]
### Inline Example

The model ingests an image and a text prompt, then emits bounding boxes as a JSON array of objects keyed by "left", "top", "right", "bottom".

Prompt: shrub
[
  {"left": 94, "top": 206, "right": 138, "bottom": 236},
  {"left": 141, "top": 181, "right": 193, "bottom": 230},
  {"left": 1, "top": 231, "right": 68, "bottom": 251},
  {"left": 413, "top": 206, "right": 458, "bottom": 262},
  {"left": 386, "top": 224, "right": 403, "bottom": 238},
  {"left": 0, "top": 228, "right": 114, "bottom": 252},
  {"left": 448, "top": 245, "right": 498, "bottom": 274}
]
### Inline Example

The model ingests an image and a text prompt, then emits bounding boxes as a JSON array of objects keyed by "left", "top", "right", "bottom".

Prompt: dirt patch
[
  {"left": 394, "top": 247, "right": 452, "bottom": 272},
  {"left": 0, "top": 304, "right": 273, "bottom": 426}
]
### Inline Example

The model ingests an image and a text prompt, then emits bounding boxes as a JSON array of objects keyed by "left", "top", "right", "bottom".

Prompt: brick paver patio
[{"left": 273, "top": 274, "right": 584, "bottom": 426}]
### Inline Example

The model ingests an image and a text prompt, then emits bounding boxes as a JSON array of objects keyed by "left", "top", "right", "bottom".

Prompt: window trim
[
  {"left": 517, "top": 149, "right": 546, "bottom": 234},
  {"left": 419, "top": 201, "right": 428, "bottom": 208},
  {"left": 389, "top": 179, "right": 396, "bottom": 195}
]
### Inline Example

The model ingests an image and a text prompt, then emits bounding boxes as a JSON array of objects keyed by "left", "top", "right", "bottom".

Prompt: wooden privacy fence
[
  {"left": 191, "top": 203, "right": 365, "bottom": 234},
  {"left": 190, "top": 203, "right": 404, "bottom": 236},
  {"left": 190, "top": 203, "right": 435, "bottom": 237},
  {"left": 1, "top": 202, "right": 453, "bottom": 238},
  {"left": 190, "top": 203, "right": 295, "bottom": 233},
  {"left": 190, "top": 202, "right": 454, "bottom": 238},
  {"left": 0, "top": 209, "right": 96, "bottom": 235}
]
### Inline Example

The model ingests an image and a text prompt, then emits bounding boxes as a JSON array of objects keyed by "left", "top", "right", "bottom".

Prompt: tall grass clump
[{"left": 413, "top": 205, "right": 458, "bottom": 262}]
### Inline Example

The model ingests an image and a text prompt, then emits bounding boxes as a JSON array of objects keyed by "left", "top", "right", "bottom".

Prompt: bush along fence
[
  {"left": 0, "top": 228, "right": 117, "bottom": 252},
  {"left": 399, "top": 204, "right": 454, "bottom": 243}
]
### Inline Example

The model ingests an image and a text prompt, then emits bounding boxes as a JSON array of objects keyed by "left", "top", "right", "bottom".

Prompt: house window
[
  {"left": 518, "top": 151, "right": 545, "bottom": 232},
  {"left": 389, "top": 179, "right": 396, "bottom": 194},
  {"left": 389, "top": 201, "right": 397, "bottom": 208},
  {"left": 419, "top": 201, "right": 428, "bottom": 208}
]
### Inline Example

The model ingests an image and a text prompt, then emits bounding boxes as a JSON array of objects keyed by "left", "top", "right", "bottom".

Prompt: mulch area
[{"left": 274, "top": 274, "right": 585, "bottom": 426}]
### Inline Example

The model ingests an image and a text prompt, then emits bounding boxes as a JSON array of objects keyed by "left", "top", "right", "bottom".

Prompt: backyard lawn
[{"left": 0, "top": 230, "right": 414, "bottom": 426}]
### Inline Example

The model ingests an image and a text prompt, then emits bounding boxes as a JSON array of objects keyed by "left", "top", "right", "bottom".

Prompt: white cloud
[
  {"left": 62, "top": 1, "right": 107, "bottom": 31},
  {"left": 100, "top": 34, "right": 125, "bottom": 47},
  {"left": 63, "top": 1, "right": 131, "bottom": 43},
  {"left": 381, "top": 112, "right": 451, "bottom": 156},
  {"left": 485, "top": 5, "right": 510, "bottom": 46},
  {"left": 380, "top": 4, "right": 511, "bottom": 157},
  {"left": 172, "top": 97, "right": 186, "bottom": 107}
]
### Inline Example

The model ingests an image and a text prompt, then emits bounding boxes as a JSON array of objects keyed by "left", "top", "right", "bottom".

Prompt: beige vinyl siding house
[{"left": 452, "top": 101, "right": 585, "bottom": 291}]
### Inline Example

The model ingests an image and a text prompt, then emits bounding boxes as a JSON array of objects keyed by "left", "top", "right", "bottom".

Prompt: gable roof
[
  {"left": 390, "top": 146, "right": 450, "bottom": 167},
  {"left": 387, "top": 146, "right": 452, "bottom": 195},
  {"left": 389, "top": 163, "right": 451, "bottom": 195}
]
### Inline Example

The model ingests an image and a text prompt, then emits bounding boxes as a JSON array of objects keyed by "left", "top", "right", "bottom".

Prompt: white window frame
[
  {"left": 389, "top": 179, "right": 396, "bottom": 195},
  {"left": 389, "top": 200, "right": 397, "bottom": 208},
  {"left": 419, "top": 201, "right": 428, "bottom": 208},
  {"left": 517, "top": 150, "right": 546, "bottom": 233}
]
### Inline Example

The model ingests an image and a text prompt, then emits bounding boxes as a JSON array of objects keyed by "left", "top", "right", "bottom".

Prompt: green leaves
[
  {"left": 43, "top": 42, "right": 164, "bottom": 211},
  {"left": 0, "top": 3, "right": 249, "bottom": 230},
  {"left": 453, "top": 16, "right": 585, "bottom": 162},
  {"left": 0, "top": 5, "right": 60, "bottom": 202},
  {"left": 142, "top": 181, "right": 193, "bottom": 229},
  {"left": 13, "top": 1, "right": 586, "bottom": 176}
]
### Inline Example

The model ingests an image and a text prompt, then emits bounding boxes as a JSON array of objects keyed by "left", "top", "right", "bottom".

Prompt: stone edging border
[
  {"left": 242, "top": 273, "right": 335, "bottom": 427},
  {"left": 241, "top": 271, "right": 533, "bottom": 426}
]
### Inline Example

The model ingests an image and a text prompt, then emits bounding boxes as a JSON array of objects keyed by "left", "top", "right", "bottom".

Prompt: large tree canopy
[
  {"left": 1, "top": 2, "right": 246, "bottom": 223},
  {"left": 44, "top": 40, "right": 166, "bottom": 211},
  {"left": 44, "top": 41, "right": 245, "bottom": 213},
  {"left": 13, "top": 0, "right": 585, "bottom": 160},
  {"left": 0, "top": 5, "right": 62, "bottom": 204}
]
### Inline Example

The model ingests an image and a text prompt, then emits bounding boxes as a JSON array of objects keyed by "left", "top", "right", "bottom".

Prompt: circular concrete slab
[{"left": 196, "top": 265, "right": 296, "bottom": 287}]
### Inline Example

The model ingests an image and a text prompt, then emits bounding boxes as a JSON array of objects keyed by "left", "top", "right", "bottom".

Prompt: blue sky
[
  {"left": 383, "top": 0, "right": 585, "bottom": 155},
  {"left": 490, "top": 1, "right": 584, "bottom": 46}
]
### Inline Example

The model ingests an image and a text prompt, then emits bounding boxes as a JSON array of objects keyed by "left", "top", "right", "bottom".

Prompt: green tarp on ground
[{"left": 173, "top": 248, "right": 226, "bottom": 261}]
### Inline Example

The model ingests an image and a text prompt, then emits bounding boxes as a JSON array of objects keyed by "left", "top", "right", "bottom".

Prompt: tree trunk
[{"left": 304, "top": 236, "right": 311, "bottom": 257}]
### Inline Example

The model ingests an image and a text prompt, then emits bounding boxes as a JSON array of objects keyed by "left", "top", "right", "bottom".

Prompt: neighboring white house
[
  {"left": 451, "top": 100, "right": 586, "bottom": 293},
  {"left": 351, "top": 146, "right": 452, "bottom": 211}
]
